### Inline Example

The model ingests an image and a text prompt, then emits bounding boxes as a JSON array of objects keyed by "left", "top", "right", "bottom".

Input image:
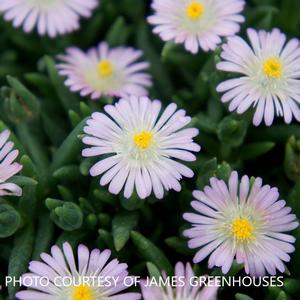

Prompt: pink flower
[
  {"left": 184, "top": 171, "right": 299, "bottom": 276},
  {"left": 141, "top": 262, "right": 218, "bottom": 300},
  {"left": 57, "top": 42, "right": 152, "bottom": 100},
  {"left": 82, "top": 96, "right": 200, "bottom": 199},
  {"left": 216, "top": 28, "right": 300, "bottom": 126},
  {"left": 0, "top": 130, "right": 22, "bottom": 197},
  {"left": 0, "top": 0, "right": 98, "bottom": 37},
  {"left": 148, "top": 0, "right": 245, "bottom": 53},
  {"left": 16, "top": 242, "right": 141, "bottom": 300}
]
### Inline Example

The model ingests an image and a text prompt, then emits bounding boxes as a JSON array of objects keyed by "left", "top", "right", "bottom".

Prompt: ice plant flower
[
  {"left": 183, "top": 171, "right": 299, "bottom": 276},
  {"left": 0, "top": 129, "right": 22, "bottom": 196},
  {"left": 16, "top": 242, "right": 141, "bottom": 300},
  {"left": 141, "top": 262, "right": 218, "bottom": 300},
  {"left": 216, "top": 28, "right": 300, "bottom": 126},
  {"left": 57, "top": 42, "right": 152, "bottom": 100},
  {"left": 0, "top": 0, "right": 98, "bottom": 38},
  {"left": 148, "top": 0, "right": 245, "bottom": 53},
  {"left": 82, "top": 96, "right": 200, "bottom": 199}
]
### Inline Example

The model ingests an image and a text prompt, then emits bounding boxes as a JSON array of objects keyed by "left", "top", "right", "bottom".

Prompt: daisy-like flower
[
  {"left": 141, "top": 262, "right": 218, "bottom": 300},
  {"left": 183, "top": 171, "right": 299, "bottom": 276},
  {"left": 148, "top": 0, "right": 245, "bottom": 54},
  {"left": 216, "top": 28, "right": 300, "bottom": 126},
  {"left": 16, "top": 242, "right": 141, "bottom": 300},
  {"left": 0, "top": 0, "right": 98, "bottom": 38},
  {"left": 82, "top": 96, "right": 200, "bottom": 199},
  {"left": 57, "top": 42, "right": 152, "bottom": 100},
  {"left": 0, "top": 129, "right": 22, "bottom": 197}
]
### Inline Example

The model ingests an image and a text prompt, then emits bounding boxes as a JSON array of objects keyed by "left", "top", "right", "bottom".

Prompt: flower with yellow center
[
  {"left": 57, "top": 42, "right": 152, "bottom": 100},
  {"left": 184, "top": 171, "right": 299, "bottom": 276},
  {"left": 133, "top": 131, "right": 154, "bottom": 150},
  {"left": 97, "top": 60, "right": 114, "bottom": 77},
  {"left": 82, "top": 96, "right": 200, "bottom": 199},
  {"left": 231, "top": 218, "right": 253, "bottom": 242},
  {"left": 186, "top": 2, "right": 205, "bottom": 20},
  {"left": 0, "top": 0, "right": 98, "bottom": 38},
  {"left": 216, "top": 28, "right": 300, "bottom": 126},
  {"left": 73, "top": 285, "right": 94, "bottom": 300},
  {"left": 148, "top": 0, "right": 245, "bottom": 54},
  {"left": 16, "top": 242, "right": 141, "bottom": 300},
  {"left": 263, "top": 57, "right": 283, "bottom": 78}
]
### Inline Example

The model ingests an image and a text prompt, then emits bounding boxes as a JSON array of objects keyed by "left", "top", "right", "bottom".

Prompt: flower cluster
[
  {"left": 0, "top": 1, "right": 300, "bottom": 300},
  {"left": 16, "top": 243, "right": 219, "bottom": 300}
]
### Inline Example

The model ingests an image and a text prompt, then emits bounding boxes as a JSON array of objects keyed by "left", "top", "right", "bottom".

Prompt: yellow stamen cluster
[
  {"left": 263, "top": 57, "right": 283, "bottom": 78},
  {"left": 186, "top": 2, "right": 205, "bottom": 20},
  {"left": 73, "top": 285, "right": 94, "bottom": 300},
  {"left": 133, "top": 131, "right": 154, "bottom": 150},
  {"left": 231, "top": 218, "right": 253, "bottom": 242},
  {"left": 97, "top": 59, "right": 113, "bottom": 77}
]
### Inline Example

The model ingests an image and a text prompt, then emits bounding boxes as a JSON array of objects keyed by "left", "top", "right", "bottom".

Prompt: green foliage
[
  {"left": 7, "top": 225, "right": 34, "bottom": 299},
  {"left": 217, "top": 115, "right": 248, "bottom": 148},
  {"left": 236, "top": 294, "right": 254, "bottom": 300},
  {"left": 46, "top": 199, "right": 83, "bottom": 231},
  {"left": 131, "top": 231, "right": 173, "bottom": 275},
  {"left": 285, "top": 136, "right": 300, "bottom": 182},
  {"left": 112, "top": 211, "right": 139, "bottom": 251},
  {"left": 0, "top": 202, "right": 21, "bottom": 238}
]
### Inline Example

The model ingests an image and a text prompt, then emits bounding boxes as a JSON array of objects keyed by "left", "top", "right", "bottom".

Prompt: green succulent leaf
[
  {"left": 51, "top": 118, "right": 87, "bottom": 171},
  {"left": 46, "top": 199, "right": 83, "bottom": 231},
  {"left": 106, "top": 17, "right": 131, "bottom": 46},
  {"left": 239, "top": 142, "right": 275, "bottom": 161},
  {"left": 10, "top": 175, "right": 38, "bottom": 186},
  {"left": 284, "top": 136, "right": 300, "bottom": 182},
  {"left": 112, "top": 211, "right": 139, "bottom": 251},
  {"left": 235, "top": 294, "right": 254, "bottom": 300},
  {"left": 165, "top": 236, "right": 194, "bottom": 256},
  {"left": 131, "top": 231, "right": 172, "bottom": 275},
  {"left": 0, "top": 203, "right": 22, "bottom": 238},
  {"left": 6, "top": 75, "right": 40, "bottom": 119},
  {"left": 32, "top": 214, "right": 54, "bottom": 260},
  {"left": 146, "top": 262, "right": 162, "bottom": 280},
  {"left": 8, "top": 224, "right": 34, "bottom": 299},
  {"left": 217, "top": 115, "right": 248, "bottom": 148}
]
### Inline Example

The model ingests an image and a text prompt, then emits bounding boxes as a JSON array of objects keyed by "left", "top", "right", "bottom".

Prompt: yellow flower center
[
  {"left": 133, "top": 131, "right": 153, "bottom": 150},
  {"left": 73, "top": 285, "right": 94, "bottom": 300},
  {"left": 231, "top": 218, "right": 253, "bottom": 241},
  {"left": 263, "top": 57, "right": 283, "bottom": 78},
  {"left": 186, "top": 2, "right": 205, "bottom": 20},
  {"left": 97, "top": 59, "right": 113, "bottom": 77}
]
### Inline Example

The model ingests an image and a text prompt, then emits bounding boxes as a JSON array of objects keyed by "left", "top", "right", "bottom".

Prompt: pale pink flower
[
  {"left": 148, "top": 0, "right": 245, "bottom": 54},
  {"left": 141, "top": 262, "right": 218, "bottom": 300},
  {"left": 0, "top": 130, "right": 22, "bottom": 197},
  {"left": 0, "top": 0, "right": 98, "bottom": 37},
  {"left": 82, "top": 96, "right": 200, "bottom": 199},
  {"left": 217, "top": 28, "right": 300, "bottom": 126},
  {"left": 57, "top": 42, "right": 152, "bottom": 100},
  {"left": 184, "top": 171, "right": 299, "bottom": 276},
  {"left": 16, "top": 242, "right": 141, "bottom": 300}
]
